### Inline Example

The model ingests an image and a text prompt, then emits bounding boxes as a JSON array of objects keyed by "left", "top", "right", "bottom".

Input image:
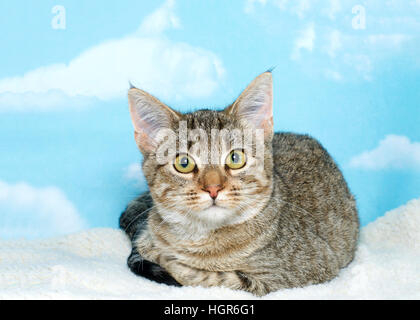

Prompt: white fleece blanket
[{"left": 1, "top": 198, "right": 419, "bottom": 300}]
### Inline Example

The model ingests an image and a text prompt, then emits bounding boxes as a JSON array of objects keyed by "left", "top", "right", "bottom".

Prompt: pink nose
[{"left": 203, "top": 185, "right": 222, "bottom": 199}]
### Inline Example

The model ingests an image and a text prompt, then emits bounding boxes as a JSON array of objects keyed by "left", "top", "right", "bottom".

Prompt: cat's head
[{"left": 128, "top": 72, "right": 274, "bottom": 233}]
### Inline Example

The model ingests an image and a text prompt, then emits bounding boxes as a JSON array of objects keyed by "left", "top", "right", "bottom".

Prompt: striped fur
[{"left": 120, "top": 72, "right": 359, "bottom": 295}]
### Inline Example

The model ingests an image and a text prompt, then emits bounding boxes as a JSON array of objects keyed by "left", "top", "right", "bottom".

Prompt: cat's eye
[
  {"left": 226, "top": 150, "right": 246, "bottom": 170},
  {"left": 174, "top": 154, "right": 196, "bottom": 173}
]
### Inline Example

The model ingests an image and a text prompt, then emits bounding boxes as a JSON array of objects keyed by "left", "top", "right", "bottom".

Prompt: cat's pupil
[
  {"left": 180, "top": 157, "right": 189, "bottom": 168},
  {"left": 232, "top": 153, "right": 239, "bottom": 163}
]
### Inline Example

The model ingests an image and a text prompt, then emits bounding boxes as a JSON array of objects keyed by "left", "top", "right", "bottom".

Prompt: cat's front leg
[
  {"left": 161, "top": 257, "right": 269, "bottom": 296},
  {"left": 128, "top": 228, "right": 181, "bottom": 287},
  {"left": 127, "top": 248, "right": 181, "bottom": 286}
]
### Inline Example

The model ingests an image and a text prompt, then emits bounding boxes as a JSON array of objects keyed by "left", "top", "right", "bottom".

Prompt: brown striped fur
[{"left": 120, "top": 72, "right": 359, "bottom": 296}]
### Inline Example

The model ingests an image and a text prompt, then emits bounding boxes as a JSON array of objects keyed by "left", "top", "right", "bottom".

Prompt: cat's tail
[{"left": 119, "top": 192, "right": 153, "bottom": 240}]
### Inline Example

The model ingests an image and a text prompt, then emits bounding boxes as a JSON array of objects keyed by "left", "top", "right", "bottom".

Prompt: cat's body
[{"left": 120, "top": 72, "right": 359, "bottom": 295}]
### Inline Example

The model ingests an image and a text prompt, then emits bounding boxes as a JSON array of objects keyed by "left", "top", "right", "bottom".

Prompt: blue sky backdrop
[{"left": 0, "top": 0, "right": 419, "bottom": 238}]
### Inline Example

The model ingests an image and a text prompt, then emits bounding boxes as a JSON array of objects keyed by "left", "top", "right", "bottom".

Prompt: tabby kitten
[{"left": 119, "top": 72, "right": 359, "bottom": 296}]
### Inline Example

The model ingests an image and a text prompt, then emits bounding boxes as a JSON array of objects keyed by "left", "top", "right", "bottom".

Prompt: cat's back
[
  {"left": 272, "top": 132, "right": 350, "bottom": 196},
  {"left": 272, "top": 132, "right": 336, "bottom": 171},
  {"left": 271, "top": 132, "right": 359, "bottom": 267}
]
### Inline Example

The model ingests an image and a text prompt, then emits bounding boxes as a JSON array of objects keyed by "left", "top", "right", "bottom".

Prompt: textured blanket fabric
[{"left": 0, "top": 198, "right": 419, "bottom": 299}]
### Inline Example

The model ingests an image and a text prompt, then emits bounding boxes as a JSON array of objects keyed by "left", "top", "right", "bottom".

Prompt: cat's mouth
[
  {"left": 199, "top": 202, "right": 232, "bottom": 222},
  {"left": 211, "top": 198, "right": 226, "bottom": 207},
  {"left": 204, "top": 200, "right": 224, "bottom": 210}
]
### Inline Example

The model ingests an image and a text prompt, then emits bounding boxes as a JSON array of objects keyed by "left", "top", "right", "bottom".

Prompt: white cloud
[
  {"left": 0, "top": 181, "right": 87, "bottom": 239},
  {"left": 365, "top": 34, "right": 412, "bottom": 49},
  {"left": 245, "top": 0, "right": 418, "bottom": 81},
  {"left": 323, "top": 0, "right": 341, "bottom": 20},
  {"left": 0, "top": 91, "right": 96, "bottom": 112},
  {"left": 0, "top": 38, "right": 224, "bottom": 101},
  {"left": 136, "top": 0, "right": 180, "bottom": 35},
  {"left": 343, "top": 53, "right": 372, "bottom": 81},
  {"left": 349, "top": 135, "right": 420, "bottom": 170},
  {"left": 291, "top": 0, "right": 311, "bottom": 19},
  {"left": 291, "top": 24, "right": 316, "bottom": 60},
  {"left": 321, "top": 31, "right": 412, "bottom": 82},
  {"left": 124, "top": 163, "right": 147, "bottom": 187},
  {"left": 244, "top": 0, "right": 267, "bottom": 14},
  {"left": 125, "top": 163, "right": 142, "bottom": 180},
  {"left": 0, "top": 0, "right": 225, "bottom": 111},
  {"left": 273, "top": 0, "right": 289, "bottom": 10},
  {"left": 325, "top": 29, "right": 342, "bottom": 58},
  {"left": 324, "top": 69, "right": 342, "bottom": 81}
]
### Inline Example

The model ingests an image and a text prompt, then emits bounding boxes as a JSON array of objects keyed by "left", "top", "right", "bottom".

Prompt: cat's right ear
[
  {"left": 225, "top": 72, "right": 273, "bottom": 140},
  {"left": 128, "top": 88, "right": 180, "bottom": 154}
]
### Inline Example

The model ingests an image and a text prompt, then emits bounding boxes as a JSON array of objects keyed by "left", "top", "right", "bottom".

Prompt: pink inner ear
[
  {"left": 240, "top": 85, "right": 273, "bottom": 137},
  {"left": 129, "top": 106, "right": 156, "bottom": 153},
  {"left": 255, "top": 112, "right": 273, "bottom": 139},
  {"left": 134, "top": 130, "right": 156, "bottom": 153},
  {"left": 128, "top": 88, "right": 180, "bottom": 154},
  {"left": 255, "top": 95, "right": 273, "bottom": 128},
  {"left": 227, "top": 72, "right": 273, "bottom": 136},
  {"left": 130, "top": 109, "right": 154, "bottom": 138}
]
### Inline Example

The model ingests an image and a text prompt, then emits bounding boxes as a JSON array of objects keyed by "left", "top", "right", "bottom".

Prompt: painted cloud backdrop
[{"left": 0, "top": 0, "right": 419, "bottom": 238}]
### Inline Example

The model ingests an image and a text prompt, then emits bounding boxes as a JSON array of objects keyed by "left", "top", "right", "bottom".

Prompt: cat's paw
[{"left": 127, "top": 252, "right": 181, "bottom": 287}]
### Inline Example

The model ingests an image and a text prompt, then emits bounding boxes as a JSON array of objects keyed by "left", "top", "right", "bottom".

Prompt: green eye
[
  {"left": 226, "top": 150, "right": 246, "bottom": 170},
  {"left": 174, "top": 154, "right": 196, "bottom": 173}
]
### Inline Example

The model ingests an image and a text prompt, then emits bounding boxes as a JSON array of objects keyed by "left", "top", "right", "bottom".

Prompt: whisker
[
  {"left": 277, "top": 198, "right": 313, "bottom": 217},
  {"left": 123, "top": 199, "right": 179, "bottom": 233},
  {"left": 123, "top": 206, "right": 156, "bottom": 232}
]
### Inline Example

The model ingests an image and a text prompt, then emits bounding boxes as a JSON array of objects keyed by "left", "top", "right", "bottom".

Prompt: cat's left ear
[
  {"left": 128, "top": 87, "right": 180, "bottom": 154},
  {"left": 225, "top": 72, "right": 273, "bottom": 139}
]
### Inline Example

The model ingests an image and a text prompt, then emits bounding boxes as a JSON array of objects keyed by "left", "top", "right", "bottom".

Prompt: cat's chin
[
  {"left": 198, "top": 205, "right": 234, "bottom": 226},
  {"left": 158, "top": 203, "right": 258, "bottom": 239},
  {"left": 197, "top": 204, "right": 256, "bottom": 230}
]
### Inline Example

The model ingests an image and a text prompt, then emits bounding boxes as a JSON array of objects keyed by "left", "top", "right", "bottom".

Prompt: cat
[{"left": 119, "top": 71, "right": 359, "bottom": 296}]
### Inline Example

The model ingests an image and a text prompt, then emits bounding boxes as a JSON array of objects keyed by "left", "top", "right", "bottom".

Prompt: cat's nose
[{"left": 203, "top": 184, "right": 222, "bottom": 199}]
